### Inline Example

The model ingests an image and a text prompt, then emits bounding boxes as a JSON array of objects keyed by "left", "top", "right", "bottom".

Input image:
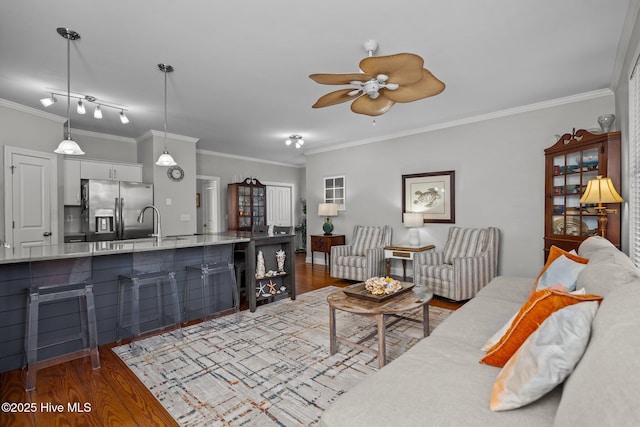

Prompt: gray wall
[
  {"left": 196, "top": 150, "right": 305, "bottom": 230},
  {"left": 306, "top": 93, "right": 616, "bottom": 278}
]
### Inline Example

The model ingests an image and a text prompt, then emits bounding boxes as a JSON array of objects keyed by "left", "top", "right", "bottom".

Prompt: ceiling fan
[{"left": 309, "top": 40, "right": 445, "bottom": 116}]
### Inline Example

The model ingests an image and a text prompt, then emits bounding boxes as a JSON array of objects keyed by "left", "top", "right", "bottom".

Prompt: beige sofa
[{"left": 320, "top": 237, "right": 640, "bottom": 426}]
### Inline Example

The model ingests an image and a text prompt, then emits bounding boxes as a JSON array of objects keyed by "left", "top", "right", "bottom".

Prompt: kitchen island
[{"left": 0, "top": 234, "right": 249, "bottom": 373}]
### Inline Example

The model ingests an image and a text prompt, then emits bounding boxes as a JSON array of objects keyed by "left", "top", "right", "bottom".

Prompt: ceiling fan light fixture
[
  {"left": 41, "top": 94, "right": 57, "bottom": 107},
  {"left": 309, "top": 40, "right": 445, "bottom": 116}
]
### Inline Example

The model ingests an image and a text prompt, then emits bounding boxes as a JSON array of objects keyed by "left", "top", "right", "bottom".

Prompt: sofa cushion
[
  {"left": 480, "top": 289, "right": 603, "bottom": 367},
  {"left": 553, "top": 282, "right": 640, "bottom": 427},
  {"left": 490, "top": 301, "right": 598, "bottom": 411},
  {"left": 443, "top": 227, "right": 487, "bottom": 264},
  {"left": 576, "top": 237, "right": 640, "bottom": 297},
  {"left": 351, "top": 226, "right": 382, "bottom": 256},
  {"left": 319, "top": 335, "right": 561, "bottom": 427}
]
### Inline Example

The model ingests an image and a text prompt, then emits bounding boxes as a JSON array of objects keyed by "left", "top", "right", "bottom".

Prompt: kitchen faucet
[{"left": 137, "top": 205, "right": 162, "bottom": 241}]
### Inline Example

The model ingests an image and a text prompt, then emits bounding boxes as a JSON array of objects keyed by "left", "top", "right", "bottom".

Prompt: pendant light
[
  {"left": 155, "top": 63, "right": 177, "bottom": 166},
  {"left": 54, "top": 27, "right": 85, "bottom": 156}
]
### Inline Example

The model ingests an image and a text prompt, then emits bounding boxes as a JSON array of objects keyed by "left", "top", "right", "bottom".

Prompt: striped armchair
[
  {"left": 331, "top": 225, "right": 392, "bottom": 281},
  {"left": 414, "top": 227, "right": 500, "bottom": 301}
]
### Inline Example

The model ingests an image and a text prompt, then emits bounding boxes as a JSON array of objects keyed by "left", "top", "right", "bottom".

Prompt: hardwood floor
[{"left": 0, "top": 253, "right": 462, "bottom": 426}]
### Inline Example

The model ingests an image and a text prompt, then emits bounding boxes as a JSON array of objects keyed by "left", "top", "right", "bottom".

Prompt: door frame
[
  {"left": 4, "top": 145, "right": 59, "bottom": 247},
  {"left": 196, "top": 174, "right": 221, "bottom": 234}
]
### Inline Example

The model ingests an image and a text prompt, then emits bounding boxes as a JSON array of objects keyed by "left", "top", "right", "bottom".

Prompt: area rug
[{"left": 113, "top": 286, "right": 452, "bottom": 426}]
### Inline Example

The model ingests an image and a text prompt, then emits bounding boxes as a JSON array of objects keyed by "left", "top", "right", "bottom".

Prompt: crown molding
[
  {"left": 70, "top": 127, "right": 137, "bottom": 144},
  {"left": 196, "top": 148, "right": 304, "bottom": 168},
  {"left": 304, "top": 89, "right": 614, "bottom": 156},
  {"left": 137, "top": 129, "right": 199, "bottom": 144},
  {"left": 0, "top": 97, "right": 66, "bottom": 123}
]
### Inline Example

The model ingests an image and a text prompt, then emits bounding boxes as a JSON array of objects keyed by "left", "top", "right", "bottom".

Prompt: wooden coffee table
[{"left": 327, "top": 282, "right": 433, "bottom": 368}]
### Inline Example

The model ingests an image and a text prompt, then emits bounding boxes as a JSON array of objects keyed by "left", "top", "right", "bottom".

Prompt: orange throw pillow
[
  {"left": 532, "top": 246, "right": 589, "bottom": 292},
  {"left": 480, "top": 289, "right": 602, "bottom": 367}
]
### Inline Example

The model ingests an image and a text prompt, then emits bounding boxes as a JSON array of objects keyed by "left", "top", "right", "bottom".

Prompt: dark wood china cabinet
[
  {"left": 544, "top": 129, "right": 621, "bottom": 259},
  {"left": 228, "top": 177, "right": 267, "bottom": 231}
]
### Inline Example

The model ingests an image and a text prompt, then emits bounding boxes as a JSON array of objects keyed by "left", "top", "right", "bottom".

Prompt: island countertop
[{"left": 0, "top": 233, "right": 250, "bottom": 265}]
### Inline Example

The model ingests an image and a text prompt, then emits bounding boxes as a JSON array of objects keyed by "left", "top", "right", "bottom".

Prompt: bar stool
[
  {"left": 184, "top": 241, "right": 240, "bottom": 324},
  {"left": 24, "top": 243, "right": 100, "bottom": 391},
  {"left": 117, "top": 241, "right": 182, "bottom": 354}
]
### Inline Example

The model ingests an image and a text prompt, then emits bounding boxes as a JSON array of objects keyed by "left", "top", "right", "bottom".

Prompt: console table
[
  {"left": 384, "top": 244, "right": 435, "bottom": 281},
  {"left": 310, "top": 234, "right": 345, "bottom": 269}
]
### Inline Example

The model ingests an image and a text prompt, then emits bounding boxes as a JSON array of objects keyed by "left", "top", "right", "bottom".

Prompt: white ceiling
[{"left": 0, "top": 1, "right": 632, "bottom": 167}]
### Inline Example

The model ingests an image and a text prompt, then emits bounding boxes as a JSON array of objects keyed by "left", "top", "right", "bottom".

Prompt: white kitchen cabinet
[
  {"left": 80, "top": 160, "right": 142, "bottom": 182},
  {"left": 63, "top": 159, "right": 82, "bottom": 205}
]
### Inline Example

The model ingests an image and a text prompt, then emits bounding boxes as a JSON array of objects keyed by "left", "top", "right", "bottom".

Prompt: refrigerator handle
[
  {"left": 120, "top": 198, "right": 125, "bottom": 238},
  {"left": 114, "top": 197, "right": 121, "bottom": 240}
]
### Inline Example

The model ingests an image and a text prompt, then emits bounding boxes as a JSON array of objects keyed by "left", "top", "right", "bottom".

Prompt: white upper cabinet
[
  {"left": 80, "top": 160, "right": 142, "bottom": 182},
  {"left": 63, "top": 159, "right": 82, "bottom": 205}
]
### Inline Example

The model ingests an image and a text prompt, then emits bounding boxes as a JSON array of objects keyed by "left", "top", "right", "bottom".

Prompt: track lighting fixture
[
  {"left": 119, "top": 110, "right": 129, "bottom": 124},
  {"left": 41, "top": 91, "right": 129, "bottom": 123},
  {"left": 285, "top": 135, "right": 304, "bottom": 148},
  {"left": 40, "top": 94, "right": 57, "bottom": 107},
  {"left": 53, "top": 27, "right": 84, "bottom": 156}
]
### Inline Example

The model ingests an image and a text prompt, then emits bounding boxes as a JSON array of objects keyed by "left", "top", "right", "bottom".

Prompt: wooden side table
[
  {"left": 310, "top": 234, "right": 345, "bottom": 268},
  {"left": 384, "top": 244, "right": 435, "bottom": 281}
]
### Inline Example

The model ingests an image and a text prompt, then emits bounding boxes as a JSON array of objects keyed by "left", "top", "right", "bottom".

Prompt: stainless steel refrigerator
[{"left": 81, "top": 179, "right": 154, "bottom": 241}]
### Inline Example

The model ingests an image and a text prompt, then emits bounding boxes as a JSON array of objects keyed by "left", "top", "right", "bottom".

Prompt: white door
[
  {"left": 7, "top": 150, "right": 55, "bottom": 250},
  {"left": 266, "top": 185, "right": 292, "bottom": 226},
  {"left": 204, "top": 179, "right": 220, "bottom": 233}
]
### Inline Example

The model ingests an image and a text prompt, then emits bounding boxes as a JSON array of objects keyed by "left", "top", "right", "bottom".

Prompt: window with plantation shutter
[{"left": 629, "top": 59, "right": 640, "bottom": 267}]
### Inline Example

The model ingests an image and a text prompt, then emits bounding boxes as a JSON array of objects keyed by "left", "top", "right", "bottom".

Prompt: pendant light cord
[
  {"left": 164, "top": 66, "right": 168, "bottom": 150},
  {"left": 66, "top": 33, "right": 71, "bottom": 138}
]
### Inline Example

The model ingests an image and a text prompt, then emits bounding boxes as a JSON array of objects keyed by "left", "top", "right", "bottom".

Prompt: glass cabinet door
[
  {"left": 551, "top": 147, "right": 600, "bottom": 238},
  {"left": 238, "top": 185, "right": 251, "bottom": 228},
  {"left": 252, "top": 187, "right": 265, "bottom": 226}
]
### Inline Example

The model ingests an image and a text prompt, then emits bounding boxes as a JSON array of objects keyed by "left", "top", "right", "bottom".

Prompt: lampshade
[
  {"left": 54, "top": 136, "right": 85, "bottom": 155},
  {"left": 403, "top": 212, "right": 424, "bottom": 228},
  {"left": 318, "top": 203, "right": 339, "bottom": 217},
  {"left": 156, "top": 149, "right": 177, "bottom": 166},
  {"left": 579, "top": 176, "right": 623, "bottom": 205}
]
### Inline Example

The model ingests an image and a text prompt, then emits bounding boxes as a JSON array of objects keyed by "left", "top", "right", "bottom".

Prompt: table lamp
[
  {"left": 318, "top": 203, "right": 339, "bottom": 235},
  {"left": 403, "top": 212, "right": 424, "bottom": 246},
  {"left": 579, "top": 175, "right": 623, "bottom": 238}
]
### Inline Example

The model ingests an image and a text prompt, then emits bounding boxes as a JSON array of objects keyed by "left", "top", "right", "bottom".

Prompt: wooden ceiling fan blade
[
  {"left": 350, "top": 96, "right": 395, "bottom": 116},
  {"left": 312, "top": 89, "right": 360, "bottom": 108},
  {"left": 360, "top": 54, "right": 424, "bottom": 85},
  {"left": 309, "top": 73, "right": 374, "bottom": 85},
  {"left": 383, "top": 69, "right": 445, "bottom": 103}
]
